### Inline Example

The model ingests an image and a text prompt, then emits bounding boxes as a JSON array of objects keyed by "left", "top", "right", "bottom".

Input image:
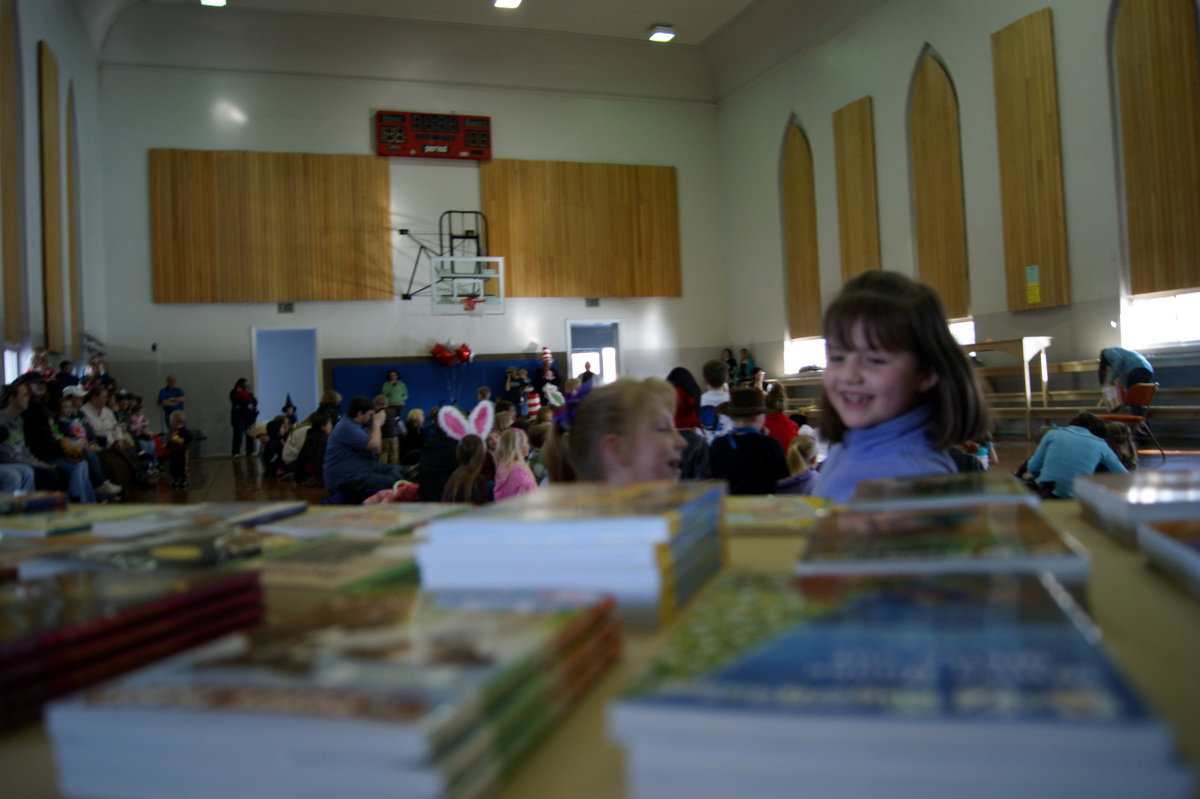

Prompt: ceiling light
[
  {"left": 200, "top": 0, "right": 227, "bottom": 6},
  {"left": 647, "top": 23, "right": 675, "bottom": 43},
  {"left": 494, "top": 0, "right": 522, "bottom": 8}
]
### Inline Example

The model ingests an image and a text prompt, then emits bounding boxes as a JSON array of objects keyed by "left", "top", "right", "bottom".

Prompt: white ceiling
[
  {"left": 72, "top": 0, "right": 891, "bottom": 100},
  {"left": 79, "top": 0, "right": 760, "bottom": 47}
]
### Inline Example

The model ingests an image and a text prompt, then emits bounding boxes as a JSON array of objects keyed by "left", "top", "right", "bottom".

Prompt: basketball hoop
[{"left": 459, "top": 296, "right": 486, "bottom": 312}]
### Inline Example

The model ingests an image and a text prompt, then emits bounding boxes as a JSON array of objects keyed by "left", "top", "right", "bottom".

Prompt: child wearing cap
[{"left": 708, "top": 387, "right": 789, "bottom": 495}]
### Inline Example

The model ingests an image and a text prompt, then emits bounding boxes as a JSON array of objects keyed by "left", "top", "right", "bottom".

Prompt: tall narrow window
[
  {"left": 908, "top": 46, "right": 969, "bottom": 319},
  {"left": 780, "top": 118, "right": 821, "bottom": 338},
  {"left": 1114, "top": 0, "right": 1200, "bottom": 295}
]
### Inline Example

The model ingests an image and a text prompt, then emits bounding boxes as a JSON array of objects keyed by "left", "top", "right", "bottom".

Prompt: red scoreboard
[{"left": 373, "top": 111, "right": 492, "bottom": 160}]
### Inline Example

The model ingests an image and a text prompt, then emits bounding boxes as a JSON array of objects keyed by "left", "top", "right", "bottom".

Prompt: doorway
[
  {"left": 252, "top": 328, "right": 318, "bottom": 419},
  {"left": 567, "top": 321, "right": 618, "bottom": 385}
]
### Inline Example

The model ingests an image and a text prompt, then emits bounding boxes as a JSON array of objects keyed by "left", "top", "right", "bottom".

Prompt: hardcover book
[
  {"left": 612, "top": 571, "right": 1192, "bottom": 798},
  {"left": 240, "top": 534, "right": 421, "bottom": 593},
  {"left": 1136, "top": 519, "right": 1200, "bottom": 601},
  {"left": 257, "top": 503, "right": 468, "bottom": 540},
  {"left": 47, "top": 590, "right": 618, "bottom": 799},
  {"left": 24, "top": 523, "right": 297, "bottom": 574},
  {"left": 1075, "top": 470, "right": 1200, "bottom": 546},
  {"left": 794, "top": 502, "right": 1089, "bottom": 583},
  {"left": 849, "top": 470, "right": 1038, "bottom": 510},
  {"left": 722, "top": 495, "right": 828, "bottom": 536}
]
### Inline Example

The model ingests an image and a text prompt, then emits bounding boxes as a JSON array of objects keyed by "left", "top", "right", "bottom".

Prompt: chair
[{"left": 1097, "top": 383, "right": 1166, "bottom": 464}]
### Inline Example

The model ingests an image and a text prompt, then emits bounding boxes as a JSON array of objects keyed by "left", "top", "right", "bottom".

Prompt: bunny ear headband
[{"left": 438, "top": 400, "right": 495, "bottom": 441}]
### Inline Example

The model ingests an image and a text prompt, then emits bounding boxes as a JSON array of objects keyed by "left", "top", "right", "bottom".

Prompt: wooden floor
[{"left": 124, "top": 436, "right": 1200, "bottom": 505}]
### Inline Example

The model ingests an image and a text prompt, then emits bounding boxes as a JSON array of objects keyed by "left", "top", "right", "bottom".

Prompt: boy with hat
[{"left": 708, "top": 387, "right": 789, "bottom": 495}]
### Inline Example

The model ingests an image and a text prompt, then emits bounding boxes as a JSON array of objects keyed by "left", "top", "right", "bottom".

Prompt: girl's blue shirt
[{"left": 811, "top": 404, "right": 956, "bottom": 504}]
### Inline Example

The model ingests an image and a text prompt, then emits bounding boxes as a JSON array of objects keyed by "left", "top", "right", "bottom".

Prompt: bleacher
[{"left": 776, "top": 351, "right": 1200, "bottom": 443}]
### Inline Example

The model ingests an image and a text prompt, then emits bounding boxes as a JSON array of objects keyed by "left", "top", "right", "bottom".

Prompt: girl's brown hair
[
  {"left": 544, "top": 378, "right": 675, "bottom": 483},
  {"left": 442, "top": 434, "right": 490, "bottom": 503},
  {"left": 818, "top": 270, "right": 990, "bottom": 450}
]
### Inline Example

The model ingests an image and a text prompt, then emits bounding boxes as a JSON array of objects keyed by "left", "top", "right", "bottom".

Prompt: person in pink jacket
[{"left": 493, "top": 427, "right": 539, "bottom": 501}]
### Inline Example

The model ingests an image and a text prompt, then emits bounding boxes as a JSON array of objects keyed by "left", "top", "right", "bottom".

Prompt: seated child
[
  {"left": 708, "top": 387, "right": 789, "bottom": 495},
  {"left": 442, "top": 434, "right": 493, "bottom": 503},
  {"left": 493, "top": 427, "right": 538, "bottom": 501},
  {"left": 168, "top": 410, "right": 192, "bottom": 488},
  {"left": 544, "top": 377, "right": 685, "bottom": 485},
  {"left": 776, "top": 434, "right": 819, "bottom": 495}
]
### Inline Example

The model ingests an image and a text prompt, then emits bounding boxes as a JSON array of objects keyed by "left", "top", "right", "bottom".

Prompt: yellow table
[{"left": 2, "top": 503, "right": 1197, "bottom": 799}]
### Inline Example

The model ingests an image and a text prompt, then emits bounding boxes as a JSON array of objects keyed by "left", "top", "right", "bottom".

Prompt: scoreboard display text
[{"left": 374, "top": 111, "right": 492, "bottom": 160}]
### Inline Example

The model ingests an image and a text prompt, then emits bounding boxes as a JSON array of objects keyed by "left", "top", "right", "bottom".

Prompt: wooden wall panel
[
  {"left": 39, "top": 42, "right": 65, "bottom": 353},
  {"left": 780, "top": 121, "right": 821, "bottom": 338},
  {"left": 67, "top": 85, "right": 81, "bottom": 359},
  {"left": 1, "top": 0, "right": 20, "bottom": 345},
  {"left": 991, "top": 8, "right": 1070, "bottom": 310},
  {"left": 833, "top": 96, "right": 881, "bottom": 280},
  {"left": 480, "top": 159, "right": 681, "bottom": 298},
  {"left": 1115, "top": 0, "right": 1200, "bottom": 295},
  {"left": 150, "top": 150, "right": 391, "bottom": 303},
  {"left": 909, "top": 49, "right": 970, "bottom": 319}
]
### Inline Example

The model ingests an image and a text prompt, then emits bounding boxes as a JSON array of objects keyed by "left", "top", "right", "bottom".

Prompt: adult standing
[
  {"left": 381, "top": 370, "right": 408, "bottom": 428},
  {"left": 157, "top": 374, "right": 186, "bottom": 434},
  {"left": 229, "top": 378, "right": 259, "bottom": 457},
  {"left": 323, "top": 395, "right": 406, "bottom": 499}
]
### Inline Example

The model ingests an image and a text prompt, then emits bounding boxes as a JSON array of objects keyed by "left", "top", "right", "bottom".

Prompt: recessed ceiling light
[
  {"left": 648, "top": 23, "right": 675, "bottom": 43},
  {"left": 495, "top": 0, "right": 522, "bottom": 8},
  {"left": 200, "top": 0, "right": 227, "bottom": 6}
]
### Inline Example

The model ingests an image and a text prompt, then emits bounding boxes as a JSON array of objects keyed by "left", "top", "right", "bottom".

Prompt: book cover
[
  {"left": 1137, "top": 519, "right": 1200, "bottom": 601},
  {"left": 183, "top": 501, "right": 310, "bottom": 527},
  {"left": 613, "top": 572, "right": 1191, "bottom": 797},
  {"left": 35, "top": 523, "right": 297, "bottom": 573},
  {"left": 0, "top": 568, "right": 263, "bottom": 666},
  {"left": 794, "top": 502, "right": 1089, "bottom": 583},
  {"left": 0, "top": 491, "right": 68, "bottom": 516},
  {"left": 0, "top": 509, "right": 93, "bottom": 538},
  {"left": 849, "top": 470, "right": 1038, "bottom": 510},
  {"left": 1076, "top": 470, "right": 1200, "bottom": 546},
  {"left": 240, "top": 534, "right": 421, "bottom": 593},
  {"left": 57, "top": 590, "right": 615, "bottom": 763},
  {"left": 257, "top": 503, "right": 468, "bottom": 540},
  {"left": 722, "top": 495, "right": 828, "bottom": 536}
]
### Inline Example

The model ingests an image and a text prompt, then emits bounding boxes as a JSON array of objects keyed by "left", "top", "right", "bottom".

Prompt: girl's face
[
  {"left": 607, "top": 403, "right": 685, "bottom": 485},
  {"left": 823, "top": 323, "right": 937, "bottom": 431}
]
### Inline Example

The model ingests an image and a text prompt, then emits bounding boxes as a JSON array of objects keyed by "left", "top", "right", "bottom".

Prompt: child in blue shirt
[{"left": 811, "top": 271, "right": 990, "bottom": 504}]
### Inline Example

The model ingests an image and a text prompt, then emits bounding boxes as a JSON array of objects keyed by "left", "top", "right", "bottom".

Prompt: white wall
[
  {"left": 717, "top": 0, "right": 1129, "bottom": 371},
  {"left": 5, "top": 0, "right": 105, "bottom": 357},
  {"left": 94, "top": 6, "right": 728, "bottom": 438}
]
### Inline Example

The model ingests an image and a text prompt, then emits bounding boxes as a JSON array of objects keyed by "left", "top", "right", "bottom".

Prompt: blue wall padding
[{"left": 327, "top": 355, "right": 558, "bottom": 417}]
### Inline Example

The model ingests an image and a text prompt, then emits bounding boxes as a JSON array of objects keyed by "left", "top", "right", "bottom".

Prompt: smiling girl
[
  {"left": 545, "top": 378, "right": 686, "bottom": 485},
  {"left": 811, "top": 271, "right": 990, "bottom": 503}
]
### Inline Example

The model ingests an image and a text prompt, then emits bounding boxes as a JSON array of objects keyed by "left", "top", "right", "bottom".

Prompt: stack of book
[
  {"left": 48, "top": 589, "right": 620, "bottom": 799},
  {"left": 794, "top": 501, "right": 1089, "bottom": 585},
  {"left": 721, "top": 495, "right": 828, "bottom": 536},
  {"left": 16, "top": 522, "right": 298, "bottom": 580},
  {"left": 0, "top": 490, "right": 67, "bottom": 516},
  {"left": 849, "top": 470, "right": 1038, "bottom": 510},
  {"left": 1075, "top": 470, "right": 1200, "bottom": 546},
  {"left": 241, "top": 534, "right": 423, "bottom": 596},
  {"left": 256, "top": 502, "right": 469, "bottom": 540},
  {"left": 2, "top": 568, "right": 263, "bottom": 730},
  {"left": 417, "top": 481, "right": 726, "bottom": 626},
  {"left": 611, "top": 571, "right": 1193, "bottom": 798},
  {"left": 1137, "top": 519, "right": 1200, "bottom": 601},
  {"left": 0, "top": 500, "right": 308, "bottom": 541}
]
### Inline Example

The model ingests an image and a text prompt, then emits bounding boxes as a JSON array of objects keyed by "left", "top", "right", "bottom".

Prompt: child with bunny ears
[{"left": 436, "top": 400, "right": 496, "bottom": 503}]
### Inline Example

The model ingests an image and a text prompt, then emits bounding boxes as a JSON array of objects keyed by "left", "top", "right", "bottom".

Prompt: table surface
[{"left": 2, "top": 502, "right": 1197, "bottom": 799}]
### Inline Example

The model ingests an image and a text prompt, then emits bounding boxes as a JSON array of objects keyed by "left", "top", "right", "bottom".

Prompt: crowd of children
[{"left": 8, "top": 273, "right": 1147, "bottom": 508}]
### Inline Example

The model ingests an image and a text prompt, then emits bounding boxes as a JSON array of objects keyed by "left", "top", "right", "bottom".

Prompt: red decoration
[
  {"left": 459, "top": 296, "right": 486, "bottom": 312},
  {"left": 430, "top": 342, "right": 455, "bottom": 366},
  {"left": 455, "top": 343, "right": 473, "bottom": 363}
]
